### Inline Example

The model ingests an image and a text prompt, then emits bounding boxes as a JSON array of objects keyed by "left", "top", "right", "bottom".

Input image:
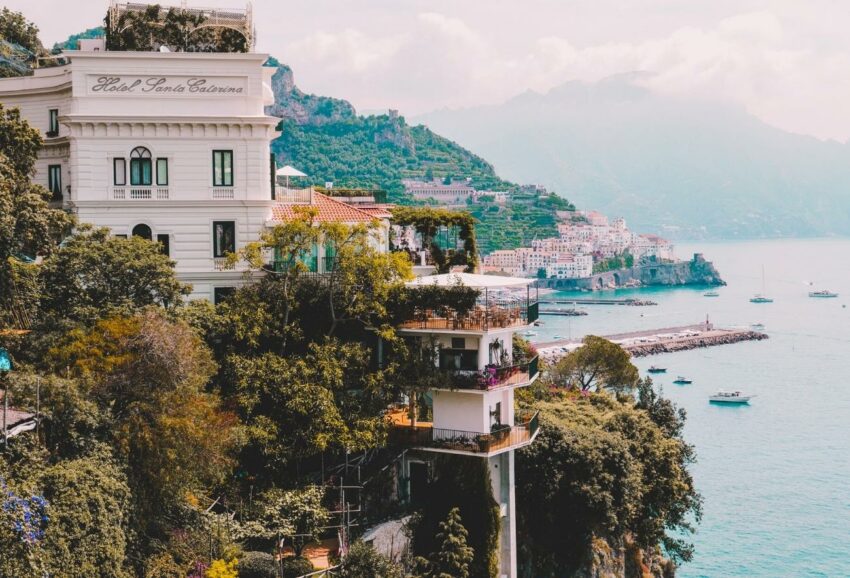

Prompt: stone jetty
[{"left": 536, "top": 323, "right": 769, "bottom": 363}]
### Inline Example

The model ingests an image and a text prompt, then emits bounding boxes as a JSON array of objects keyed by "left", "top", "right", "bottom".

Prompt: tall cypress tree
[{"left": 431, "top": 508, "right": 474, "bottom": 578}]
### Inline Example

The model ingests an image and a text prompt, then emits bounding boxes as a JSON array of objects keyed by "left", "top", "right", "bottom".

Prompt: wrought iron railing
[{"left": 390, "top": 411, "right": 540, "bottom": 454}]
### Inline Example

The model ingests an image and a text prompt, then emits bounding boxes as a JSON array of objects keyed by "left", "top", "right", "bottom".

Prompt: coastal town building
[
  {"left": 0, "top": 20, "right": 284, "bottom": 302},
  {"left": 391, "top": 273, "right": 541, "bottom": 578},
  {"left": 483, "top": 209, "right": 675, "bottom": 280},
  {"left": 402, "top": 177, "right": 509, "bottom": 206}
]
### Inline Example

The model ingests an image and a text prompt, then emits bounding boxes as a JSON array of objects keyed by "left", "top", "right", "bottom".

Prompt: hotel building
[{"left": 0, "top": 20, "right": 282, "bottom": 302}]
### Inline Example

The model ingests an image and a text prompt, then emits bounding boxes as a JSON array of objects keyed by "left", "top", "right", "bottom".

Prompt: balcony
[
  {"left": 389, "top": 410, "right": 540, "bottom": 456},
  {"left": 398, "top": 300, "right": 538, "bottom": 332},
  {"left": 464, "top": 356, "right": 539, "bottom": 391},
  {"left": 211, "top": 187, "right": 235, "bottom": 200},
  {"left": 111, "top": 187, "right": 169, "bottom": 200}
]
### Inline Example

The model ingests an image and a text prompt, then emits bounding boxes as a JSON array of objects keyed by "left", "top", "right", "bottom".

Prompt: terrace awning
[{"left": 405, "top": 272, "right": 535, "bottom": 289}]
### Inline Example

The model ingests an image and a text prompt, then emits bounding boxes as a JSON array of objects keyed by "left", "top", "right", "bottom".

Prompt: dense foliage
[
  {"left": 105, "top": 4, "right": 248, "bottom": 52},
  {"left": 391, "top": 206, "right": 478, "bottom": 272},
  {"left": 516, "top": 382, "right": 701, "bottom": 575},
  {"left": 0, "top": 103, "right": 74, "bottom": 329},
  {"left": 410, "top": 456, "right": 500, "bottom": 578}
]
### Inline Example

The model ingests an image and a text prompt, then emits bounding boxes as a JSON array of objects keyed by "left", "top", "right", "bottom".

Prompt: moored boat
[
  {"left": 709, "top": 390, "right": 754, "bottom": 404},
  {"left": 750, "top": 294, "right": 774, "bottom": 303},
  {"left": 703, "top": 290, "right": 720, "bottom": 297},
  {"left": 647, "top": 366, "right": 667, "bottom": 374},
  {"left": 673, "top": 376, "right": 693, "bottom": 384},
  {"left": 809, "top": 289, "right": 838, "bottom": 298}
]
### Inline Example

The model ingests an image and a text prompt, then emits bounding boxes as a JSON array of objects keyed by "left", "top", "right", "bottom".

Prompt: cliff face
[
  {"left": 265, "top": 64, "right": 356, "bottom": 126},
  {"left": 540, "top": 253, "right": 725, "bottom": 291},
  {"left": 572, "top": 536, "right": 674, "bottom": 578}
]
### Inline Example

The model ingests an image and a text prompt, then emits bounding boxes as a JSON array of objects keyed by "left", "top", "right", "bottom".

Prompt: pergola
[{"left": 107, "top": 1, "right": 256, "bottom": 49}]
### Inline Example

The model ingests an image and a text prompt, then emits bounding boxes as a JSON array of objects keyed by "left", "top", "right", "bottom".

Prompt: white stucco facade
[{"left": 0, "top": 50, "right": 280, "bottom": 301}]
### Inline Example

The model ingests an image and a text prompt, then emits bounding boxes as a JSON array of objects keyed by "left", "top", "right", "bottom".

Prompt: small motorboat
[
  {"left": 709, "top": 390, "right": 754, "bottom": 404},
  {"left": 750, "top": 294, "right": 774, "bottom": 303},
  {"left": 673, "top": 376, "right": 693, "bottom": 384},
  {"left": 553, "top": 335, "right": 564, "bottom": 340},
  {"left": 751, "top": 323, "right": 765, "bottom": 331},
  {"left": 647, "top": 366, "right": 667, "bottom": 374},
  {"left": 522, "top": 330, "right": 538, "bottom": 337},
  {"left": 703, "top": 290, "right": 720, "bottom": 297},
  {"left": 809, "top": 289, "right": 838, "bottom": 298}
]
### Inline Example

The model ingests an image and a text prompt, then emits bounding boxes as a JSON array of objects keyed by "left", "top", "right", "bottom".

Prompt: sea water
[{"left": 530, "top": 238, "right": 850, "bottom": 577}]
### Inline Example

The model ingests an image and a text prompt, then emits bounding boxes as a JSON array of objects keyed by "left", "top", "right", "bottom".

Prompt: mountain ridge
[{"left": 415, "top": 74, "right": 850, "bottom": 239}]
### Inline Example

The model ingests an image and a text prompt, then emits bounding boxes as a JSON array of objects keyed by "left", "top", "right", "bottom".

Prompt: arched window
[
  {"left": 132, "top": 223, "right": 153, "bottom": 241},
  {"left": 130, "top": 147, "right": 152, "bottom": 186}
]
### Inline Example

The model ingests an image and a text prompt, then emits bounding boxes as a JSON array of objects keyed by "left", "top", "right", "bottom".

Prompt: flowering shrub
[
  {"left": 1, "top": 478, "right": 49, "bottom": 545},
  {"left": 204, "top": 558, "right": 238, "bottom": 578},
  {"left": 0, "top": 477, "right": 50, "bottom": 577}
]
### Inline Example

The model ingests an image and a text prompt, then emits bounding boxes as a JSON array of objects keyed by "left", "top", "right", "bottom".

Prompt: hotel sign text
[{"left": 87, "top": 75, "right": 246, "bottom": 96}]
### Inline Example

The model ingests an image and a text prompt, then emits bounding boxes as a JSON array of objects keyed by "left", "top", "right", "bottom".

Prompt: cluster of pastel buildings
[{"left": 483, "top": 210, "right": 675, "bottom": 279}]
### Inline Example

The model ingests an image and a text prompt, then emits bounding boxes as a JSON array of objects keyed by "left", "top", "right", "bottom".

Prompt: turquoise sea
[{"left": 529, "top": 238, "right": 850, "bottom": 577}]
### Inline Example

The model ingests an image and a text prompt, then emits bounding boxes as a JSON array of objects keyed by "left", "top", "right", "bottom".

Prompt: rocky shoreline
[
  {"left": 628, "top": 331, "right": 769, "bottom": 357},
  {"left": 538, "top": 253, "right": 725, "bottom": 291}
]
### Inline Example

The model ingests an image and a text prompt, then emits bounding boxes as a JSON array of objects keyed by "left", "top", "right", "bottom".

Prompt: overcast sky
[{"left": 8, "top": 0, "right": 850, "bottom": 141}]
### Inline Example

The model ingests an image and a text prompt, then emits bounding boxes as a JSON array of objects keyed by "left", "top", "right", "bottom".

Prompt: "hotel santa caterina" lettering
[{"left": 91, "top": 76, "right": 244, "bottom": 95}]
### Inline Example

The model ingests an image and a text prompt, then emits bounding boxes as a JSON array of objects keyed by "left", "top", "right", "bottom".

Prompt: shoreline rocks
[{"left": 627, "top": 331, "right": 769, "bottom": 358}]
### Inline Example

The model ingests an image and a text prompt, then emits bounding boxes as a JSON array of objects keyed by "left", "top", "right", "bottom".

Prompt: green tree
[
  {"left": 338, "top": 541, "right": 402, "bottom": 578},
  {"left": 0, "top": 104, "right": 74, "bottom": 328},
  {"left": 253, "top": 486, "right": 330, "bottom": 557},
  {"left": 515, "top": 393, "right": 701, "bottom": 575},
  {"left": 39, "top": 451, "right": 133, "bottom": 578},
  {"left": 430, "top": 508, "right": 474, "bottom": 578},
  {"left": 228, "top": 342, "right": 389, "bottom": 480},
  {"left": 49, "top": 311, "right": 239, "bottom": 544},
  {"left": 0, "top": 8, "right": 42, "bottom": 53},
  {"left": 39, "top": 225, "right": 188, "bottom": 326},
  {"left": 550, "top": 335, "right": 639, "bottom": 393}
]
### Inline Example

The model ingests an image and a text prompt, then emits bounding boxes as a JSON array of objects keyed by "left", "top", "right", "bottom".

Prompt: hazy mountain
[{"left": 415, "top": 73, "right": 850, "bottom": 239}]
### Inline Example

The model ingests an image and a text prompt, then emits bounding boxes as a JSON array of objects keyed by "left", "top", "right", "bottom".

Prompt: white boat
[
  {"left": 750, "top": 266, "right": 773, "bottom": 303},
  {"left": 522, "top": 330, "right": 538, "bottom": 337},
  {"left": 750, "top": 294, "right": 773, "bottom": 304},
  {"left": 673, "top": 376, "right": 692, "bottom": 384},
  {"left": 703, "top": 290, "right": 720, "bottom": 297},
  {"left": 809, "top": 289, "right": 838, "bottom": 298},
  {"left": 709, "top": 390, "right": 754, "bottom": 404}
]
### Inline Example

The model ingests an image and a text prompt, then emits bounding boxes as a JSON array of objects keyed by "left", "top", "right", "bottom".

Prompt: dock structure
[
  {"left": 538, "top": 298, "right": 657, "bottom": 306},
  {"left": 536, "top": 323, "right": 768, "bottom": 362}
]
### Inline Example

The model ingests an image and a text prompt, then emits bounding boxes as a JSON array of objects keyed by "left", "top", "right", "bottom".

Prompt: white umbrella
[{"left": 275, "top": 165, "right": 307, "bottom": 188}]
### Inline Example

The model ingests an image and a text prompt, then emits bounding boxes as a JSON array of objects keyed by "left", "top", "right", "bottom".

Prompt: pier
[
  {"left": 539, "top": 308, "right": 588, "bottom": 317},
  {"left": 538, "top": 297, "right": 657, "bottom": 306},
  {"left": 535, "top": 323, "right": 768, "bottom": 362}
]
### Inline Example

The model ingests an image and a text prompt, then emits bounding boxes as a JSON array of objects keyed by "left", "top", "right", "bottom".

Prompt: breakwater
[
  {"left": 539, "top": 308, "right": 588, "bottom": 316},
  {"left": 540, "top": 298, "right": 657, "bottom": 306},
  {"left": 538, "top": 253, "right": 725, "bottom": 291},
  {"left": 536, "top": 323, "right": 768, "bottom": 362}
]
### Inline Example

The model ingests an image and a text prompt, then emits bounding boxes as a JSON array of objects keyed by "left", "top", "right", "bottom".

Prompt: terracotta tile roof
[
  {"left": 271, "top": 192, "right": 381, "bottom": 223},
  {"left": 357, "top": 204, "right": 394, "bottom": 219}
]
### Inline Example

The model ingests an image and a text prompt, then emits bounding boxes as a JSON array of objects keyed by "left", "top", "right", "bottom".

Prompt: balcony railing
[
  {"left": 390, "top": 410, "right": 540, "bottom": 455},
  {"left": 398, "top": 300, "right": 538, "bottom": 332},
  {"left": 211, "top": 187, "right": 235, "bottom": 200},
  {"left": 452, "top": 356, "right": 539, "bottom": 391},
  {"left": 111, "top": 187, "right": 169, "bottom": 200},
  {"left": 275, "top": 187, "right": 314, "bottom": 203}
]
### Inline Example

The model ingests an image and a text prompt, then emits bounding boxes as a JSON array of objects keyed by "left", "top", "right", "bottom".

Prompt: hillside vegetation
[{"left": 266, "top": 64, "right": 574, "bottom": 252}]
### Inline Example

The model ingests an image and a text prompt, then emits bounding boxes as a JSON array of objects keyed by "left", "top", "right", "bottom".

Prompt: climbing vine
[{"left": 390, "top": 206, "right": 478, "bottom": 273}]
